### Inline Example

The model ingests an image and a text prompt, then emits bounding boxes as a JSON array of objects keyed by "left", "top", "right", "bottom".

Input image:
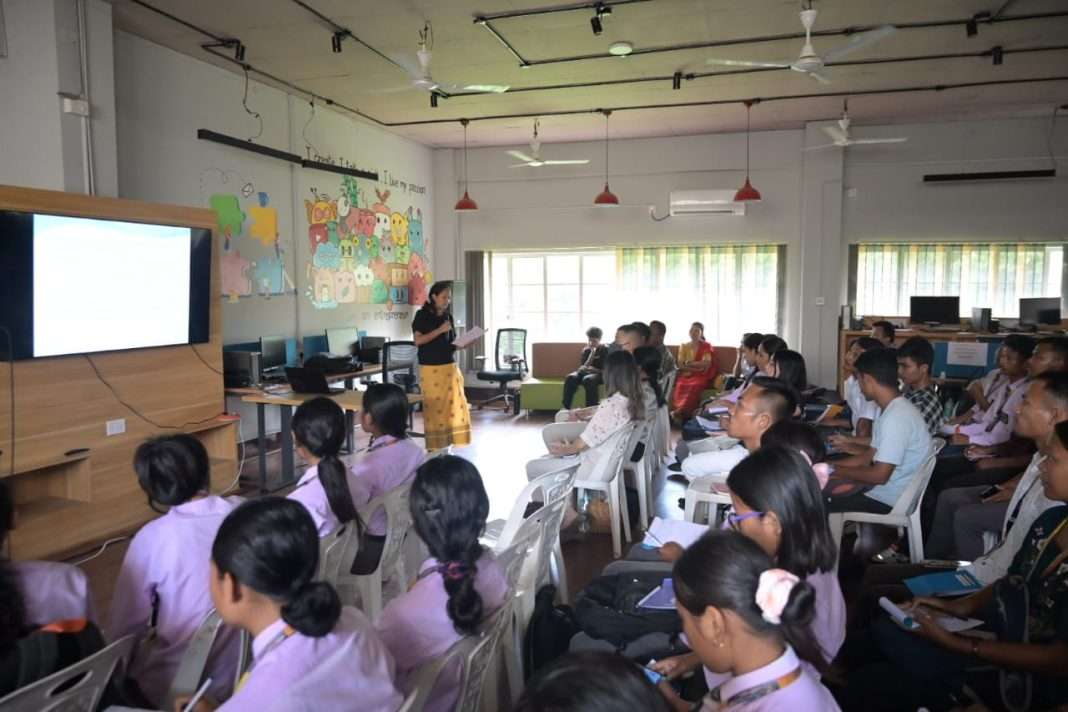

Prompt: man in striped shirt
[{"left": 897, "top": 336, "right": 945, "bottom": 436}]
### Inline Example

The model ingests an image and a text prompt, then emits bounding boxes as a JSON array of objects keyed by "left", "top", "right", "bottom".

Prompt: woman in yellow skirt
[{"left": 412, "top": 281, "right": 472, "bottom": 449}]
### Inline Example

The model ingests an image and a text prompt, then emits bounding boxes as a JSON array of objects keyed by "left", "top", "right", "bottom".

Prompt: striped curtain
[
  {"left": 855, "top": 243, "right": 1063, "bottom": 317},
  {"left": 616, "top": 244, "right": 782, "bottom": 344}
]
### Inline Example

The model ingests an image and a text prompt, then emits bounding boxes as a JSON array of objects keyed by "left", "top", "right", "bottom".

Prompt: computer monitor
[
  {"left": 1020, "top": 297, "right": 1061, "bottom": 326},
  {"left": 971, "top": 307, "right": 991, "bottom": 332},
  {"left": 259, "top": 336, "right": 287, "bottom": 373},
  {"left": 909, "top": 296, "right": 960, "bottom": 325},
  {"left": 326, "top": 327, "right": 360, "bottom": 356}
]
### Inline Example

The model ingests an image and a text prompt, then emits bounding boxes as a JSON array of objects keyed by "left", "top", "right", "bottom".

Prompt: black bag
[
  {"left": 2, "top": 620, "right": 108, "bottom": 699},
  {"left": 573, "top": 572, "right": 681, "bottom": 648},
  {"left": 524, "top": 585, "right": 579, "bottom": 677}
]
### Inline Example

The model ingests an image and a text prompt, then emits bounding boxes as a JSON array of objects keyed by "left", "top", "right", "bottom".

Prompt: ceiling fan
[
  {"left": 704, "top": 4, "right": 897, "bottom": 84},
  {"left": 387, "top": 23, "right": 509, "bottom": 96},
  {"left": 805, "top": 100, "right": 908, "bottom": 150},
  {"left": 507, "top": 120, "right": 589, "bottom": 167}
]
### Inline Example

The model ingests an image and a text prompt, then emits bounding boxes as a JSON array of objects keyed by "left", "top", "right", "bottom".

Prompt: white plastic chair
[
  {"left": 683, "top": 473, "right": 734, "bottom": 526},
  {"left": 828, "top": 438, "right": 945, "bottom": 567},
  {"left": 655, "top": 370, "right": 677, "bottom": 459},
  {"left": 316, "top": 519, "right": 363, "bottom": 609},
  {"left": 0, "top": 634, "right": 135, "bottom": 711},
  {"left": 575, "top": 422, "right": 639, "bottom": 559},
  {"left": 622, "top": 415, "right": 657, "bottom": 531},
  {"left": 354, "top": 481, "right": 415, "bottom": 620},
  {"left": 164, "top": 609, "right": 244, "bottom": 711}
]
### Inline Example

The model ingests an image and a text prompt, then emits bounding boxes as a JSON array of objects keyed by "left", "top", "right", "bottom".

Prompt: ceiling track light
[
  {"left": 672, "top": 71, "right": 682, "bottom": 90},
  {"left": 966, "top": 11, "right": 989, "bottom": 37},
  {"left": 430, "top": 93, "right": 439, "bottom": 108},
  {"left": 590, "top": 3, "right": 611, "bottom": 36},
  {"left": 331, "top": 32, "right": 343, "bottom": 53},
  {"left": 991, "top": 45, "right": 1004, "bottom": 65},
  {"left": 233, "top": 41, "right": 246, "bottom": 62}
]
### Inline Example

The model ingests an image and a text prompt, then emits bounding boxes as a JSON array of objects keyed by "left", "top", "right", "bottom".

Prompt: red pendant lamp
[
  {"left": 594, "top": 109, "right": 619, "bottom": 206},
  {"left": 734, "top": 100, "right": 762, "bottom": 203},
  {"left": 454, "top": 118, "right": 478, "bottom": 211}
]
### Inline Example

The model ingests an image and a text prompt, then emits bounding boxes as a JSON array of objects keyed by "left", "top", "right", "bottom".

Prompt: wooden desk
[{"left": 240, "top": 390, "right": 424, "bottom": 493}]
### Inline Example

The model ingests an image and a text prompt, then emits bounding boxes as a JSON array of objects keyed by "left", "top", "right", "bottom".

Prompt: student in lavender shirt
[
  {"left": 181, "top": 498, "right": 400, "bottom": 711},
  {"left": 108, "top": 434, "right": 243, "bottom": 709},
  {"left": 658, "top": 531, "right": 840, "bottom": 712},
  {"left": 287, "top": 396, "right": 367, "bottom": 538},
  {"left": 515, "top": 651, "right": 670, "bottom": 712},
  {"left": 376, "top": 456, "right": 508, "bottom": 712},
  {"left": 350, "top": 383, "right": 427, "bottom": 574},
  {"left": 11, "top": 557, "right": 96, "bottom": 626},
  {"left": 654, "top": 442, "right": 845, "bottom": 690}
]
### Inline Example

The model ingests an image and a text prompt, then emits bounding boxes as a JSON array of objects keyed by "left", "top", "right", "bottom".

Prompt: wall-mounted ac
[{"left": 669, "top": 190, "right": 746, "bottom": 216}]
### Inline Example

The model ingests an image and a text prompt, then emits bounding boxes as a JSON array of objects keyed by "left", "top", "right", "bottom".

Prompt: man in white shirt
[
  {"left": 829, "top": 348, "right": 932, "bottom": 514},
  {"left": 944, "top": 334, "right": 1035, "bottom": 444},
  {"left": 824, "top": 336, "right": 883, "bottom": 441},
  {"left": 679, "top": 377, "right": 797, "bottom": 483}
]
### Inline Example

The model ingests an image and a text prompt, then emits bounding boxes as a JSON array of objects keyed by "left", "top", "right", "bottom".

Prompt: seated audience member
[
  {"left": 896, "top": 336, "right": 945, "bottom": 436},
  {"left": 659, "top": 531, "right": 841, "bottom": 712},
  {"left": 839, "top": 419, "right": 1068, "bottom": 712},
  {"left": 823, "top": 336, "right": 882, "bottom": 438},
  {"left": 109, "top": 434, "right": 242, "bottom": 708},
  {"left": 562, "top": 326, "right": 608, "bottom": 410},
  {"left": 670, "top": 321, "right": 717, "bottom": 422},
  {"left": 729, "top": 332, "right": 764, "bottom": 386},
  {"left": 194, "top": 499, "right": 399, "bottom": 711},
  {"left": 515, "top": 651, "right": 670, "bottom": 712},
  {"left": 959, "top": 348, "right": 1006, "bottom": 415},
  {"left": 350, "top": 383, "right": 426, "bottom": 574},
  {"left": 287, "top": 397, "right": 366, "bottom": 538},
  {"left": 377, "top": 456, "right": 507, "bottom": 712},
  {"left": 653, "top": 447, "right": 844, "bottom": 693},
  {"left": 612, "top": 323, "right": 644, "bottom": 354},
  {"left": 826, "top": 348, "right": 931, "bottom": 518},
  {"left": 928, "top": 372, "right": 1068, "bottom": 562},
  {"left": 649, "top": 320, "right": 677, "bottom": 377},
  {"left": 634, "top": 346, "right": 666, "bottom": 422},
  {"left": 527, "top": 351, "right": 642, "bottom": 524},
  {"left": 766, "top": 349, "right": 808, "bottom": 409},
  {"left": 630, "top": 321, "right": 652, "bottom": 348},
  {"left": 680, "top": 377, "right": 797, "bottom": 483},
  {"left": 946, "top": 334, "right": 1035, "bottom": 446},
  {"left": 870, "top": 320, "right": 895, "bottom": 347},
  {"left": 0, "top": 482, "right": 106, "bottom": 700}
]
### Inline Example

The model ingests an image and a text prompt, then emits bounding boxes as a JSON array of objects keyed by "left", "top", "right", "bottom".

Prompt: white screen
[{"left": 33, "top": 214, "right": 192, "bottom": 357}]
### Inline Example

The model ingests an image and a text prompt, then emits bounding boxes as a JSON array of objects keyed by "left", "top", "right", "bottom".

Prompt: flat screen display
[
  {"left": 1019, "top": 297, "right": 1061, "bottom": 326},
  {"left": 0, "top": 210, "right": 212, "bottom": 359},
  {"left": 909, "top": 296, "right": 960, "bottom": 325}
]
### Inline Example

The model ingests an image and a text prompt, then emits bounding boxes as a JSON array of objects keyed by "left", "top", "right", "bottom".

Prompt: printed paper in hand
[
  {"left": 452, "top": 326, "right": 484, "bottom": 349},
  {"left": 879, "top": 596, "right": 983, "bottom": 632},
  {"left": 642, "top": 517, "right": 708, "bottom": 550}
]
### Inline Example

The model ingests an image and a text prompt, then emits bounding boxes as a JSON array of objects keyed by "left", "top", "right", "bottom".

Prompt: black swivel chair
[
  {"left": 475, "top": 328, "right": 528, "bottom": 415},
  {"left": 381, "top": 340, "right": 421, "bottom": 434}
]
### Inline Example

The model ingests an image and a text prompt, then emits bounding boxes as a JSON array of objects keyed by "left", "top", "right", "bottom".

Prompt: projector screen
[{"left": 0, "top": 210, "right": 212, "bottom": 359}]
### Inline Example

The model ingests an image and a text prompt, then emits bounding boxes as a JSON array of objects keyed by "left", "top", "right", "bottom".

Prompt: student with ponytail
[
  {"left": 376, "top": 455, "right": 508, "bottom": 712},
  {"left": 109, "top": 434, "right": 242, "bottom": 708},
  {"left": 287, "top": 396, "right": 367, "bottom": 537},
  {"left": 658, "top": 530, "right": 840, "bottom": 711},
  {"left": 185, "top": 498, "right": 400, "bottom": 711}
]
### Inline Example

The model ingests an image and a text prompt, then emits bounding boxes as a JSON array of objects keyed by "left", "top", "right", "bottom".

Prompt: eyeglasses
[{"left": 721, "top": 510, "right": 763, "bottom": 531}]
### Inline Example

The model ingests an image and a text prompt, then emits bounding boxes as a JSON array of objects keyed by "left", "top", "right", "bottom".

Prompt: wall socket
[{"left": 106, "top": 418, "right": 126, "bottom": 436}]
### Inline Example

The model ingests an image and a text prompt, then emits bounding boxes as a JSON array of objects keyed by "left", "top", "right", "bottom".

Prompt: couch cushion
[{"left": 532, "top": 342, "right": 737, "bottom": 379}]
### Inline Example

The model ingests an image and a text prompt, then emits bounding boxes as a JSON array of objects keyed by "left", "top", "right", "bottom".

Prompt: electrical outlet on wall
[{"left": 106, "top": 419, "right": 126, "bottom": 436}]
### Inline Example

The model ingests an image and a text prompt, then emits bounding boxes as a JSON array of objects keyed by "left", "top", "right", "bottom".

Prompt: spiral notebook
[{"left": 637, "top": 579, "right": 677, "bottom": 611}]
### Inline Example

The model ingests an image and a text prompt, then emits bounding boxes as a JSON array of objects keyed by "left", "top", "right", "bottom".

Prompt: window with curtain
[
  {"left": 853, "top": 242, "right": 1064, "bottom": 318},
  {"left": 486, "top": 244, "right": 783, "bottom": 346}
]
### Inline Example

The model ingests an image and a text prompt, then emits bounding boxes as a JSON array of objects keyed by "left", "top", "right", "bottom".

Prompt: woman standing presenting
[{"left": 412, "top": 281, "right": 472, "bottom": 449}]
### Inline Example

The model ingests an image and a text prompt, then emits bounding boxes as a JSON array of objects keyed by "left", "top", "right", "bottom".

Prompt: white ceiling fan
[
  {"left": 805, "top": 100, "right": 908, "bottom": 150},
  {"left": 386, "top": 23, "right": 509, "bottom": 96},
  {"left": 507, "top": 120, "right": 590, "bottom": 167},
  {"left": 704, "top": 3, "right": 897, "bottom": 84}
]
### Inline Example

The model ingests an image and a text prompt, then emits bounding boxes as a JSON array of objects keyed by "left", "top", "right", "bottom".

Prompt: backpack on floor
[
  {"left": 523, "top": 585, "right": 579, "bottom": 677},
  {"left": 573, "top": 571, "right": 681, "bottom": 648}
]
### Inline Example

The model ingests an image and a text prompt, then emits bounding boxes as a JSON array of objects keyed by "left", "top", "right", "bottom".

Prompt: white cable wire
[
  {"left": 70, "top": 536, "right": 129, "bottom": 566},
  {"left": 217, "top": 415, "right": 246, "bottom": 496}
]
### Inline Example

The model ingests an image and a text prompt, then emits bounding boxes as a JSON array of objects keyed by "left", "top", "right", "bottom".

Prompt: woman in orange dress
[{"left": 670, "top": 321, "right": 717, "bottom": 421}]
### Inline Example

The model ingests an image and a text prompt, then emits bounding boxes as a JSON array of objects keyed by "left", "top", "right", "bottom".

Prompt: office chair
[{"left": 475, "top": 328, "right": 527, "bottom": 415}]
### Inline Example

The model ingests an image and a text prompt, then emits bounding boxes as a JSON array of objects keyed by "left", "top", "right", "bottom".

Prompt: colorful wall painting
[{"left": 304, "top": 177, "right": 431, "bottom": 311}]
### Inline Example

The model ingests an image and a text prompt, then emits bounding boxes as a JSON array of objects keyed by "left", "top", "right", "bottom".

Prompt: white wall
[
  {"left": 433, "top": 114, "right": 1068, "bottom": 388},
  {"left": 114, "top": 31, "right": 435, "bottom": 347}
]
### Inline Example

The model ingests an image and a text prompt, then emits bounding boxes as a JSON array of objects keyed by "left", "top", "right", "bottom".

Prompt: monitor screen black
[
  {"left": 0, "top": 210, "right": 211, "bottom": 360},
  {"left": 1020, "top": 297, "right": 1061, "bottom": 326},
  {"left": 259, "top": 336, "right": 287, "bottom": 370},
  {"left": 909, "top": 296, "right": 960, "bottom": 325}
]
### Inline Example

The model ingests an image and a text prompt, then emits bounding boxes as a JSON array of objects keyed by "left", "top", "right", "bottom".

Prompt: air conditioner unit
[{"left": 668, "top": 189, "right": 746, "bottom": 216}]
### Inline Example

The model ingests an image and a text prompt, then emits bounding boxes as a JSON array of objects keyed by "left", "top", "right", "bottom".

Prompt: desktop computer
[
  {"left": 1019, "top": 297, "right": 1061, "bottom": 329},
  {"left": 223, "top": 351, "right": 262, "bottom": 387},
  {"left": 259, "top": 336, "right": 288, "bottom": 381}
]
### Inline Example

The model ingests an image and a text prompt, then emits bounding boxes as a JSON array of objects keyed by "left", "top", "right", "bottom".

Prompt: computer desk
[{"left": 238, "top": 389, "right": 424, "bottom": 494}]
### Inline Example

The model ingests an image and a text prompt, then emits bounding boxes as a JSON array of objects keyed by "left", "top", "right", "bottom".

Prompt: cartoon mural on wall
[
  {"left": 304, "top": 180, "right": 431, "bottom": 311},
  {"left": 205, "top": 167, "right": 295, "bottom": 302}
]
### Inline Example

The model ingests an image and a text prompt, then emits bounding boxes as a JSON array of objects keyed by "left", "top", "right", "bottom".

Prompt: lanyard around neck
[
  {"left": 708, "top": 666, "right": 802, "bottom": 709},
  {"left": 236, "top": 624, "right": 296, "bottom": 692}
]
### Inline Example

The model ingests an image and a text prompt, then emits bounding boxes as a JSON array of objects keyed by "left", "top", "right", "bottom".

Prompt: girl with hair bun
[
  {"left": 376, "top": 455, "right": 508, "bottom": 712},
  {"left": 190, "top": 498, "right": 400, "bottom": 711},
  {"left": 287, "top": 396, "right": 367, "bottom": 537},
  {"left": 109, "top": 434, "right": 242, "bottom": 708},
  {"left": 660, "top": 530, "right": 840, "bottom": 711}
]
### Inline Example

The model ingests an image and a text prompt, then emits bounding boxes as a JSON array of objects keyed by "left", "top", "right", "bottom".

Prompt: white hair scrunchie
[{"left": 755, "top": 569, "right": 800, "bottom": 625}]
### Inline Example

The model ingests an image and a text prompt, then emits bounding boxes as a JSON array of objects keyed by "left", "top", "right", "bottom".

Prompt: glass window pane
[
  {"left": 546, "top": 313, "right": 581, "bottom": 340},
  {"left": 548, "top": 285, "right": 580, "bottom": 312},
  {"left": 514, "top": 285, "right": 544, "bottom": 314},
  {"left": 546, "top": 255, "right": 580, "bottom": 284},
  {"left": 512, "top": 257, "right": 544, "bottom": 285},
  {"left": 582, "top": 255, "right": 615, "bottom": 283}
]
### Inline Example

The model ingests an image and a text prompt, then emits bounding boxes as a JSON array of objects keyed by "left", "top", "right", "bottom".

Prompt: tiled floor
[{"left": 75, "top": 406, "right": 688, "bottom": 625}]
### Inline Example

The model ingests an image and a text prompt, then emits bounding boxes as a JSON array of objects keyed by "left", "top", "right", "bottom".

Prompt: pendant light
[
  {"left": 734, "top": 100, "right": 762, "bottom": 203},
  {"left": 594, "top": 109, "right": 619, "bottom": 206},
  {"left": 454, "top": 118, "right": 478, "bottom": 211}
]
